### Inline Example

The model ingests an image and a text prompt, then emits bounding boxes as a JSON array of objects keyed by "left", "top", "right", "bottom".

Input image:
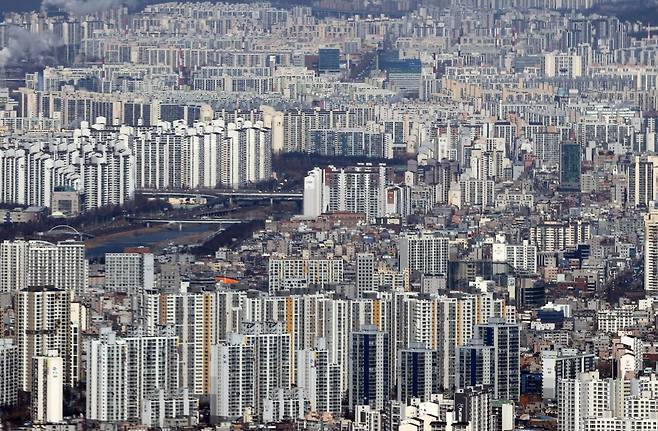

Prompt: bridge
[
  {"left": 137, "top": 189, "right": 303, "bottom": 201},
  {"left": 41, "top": 225, "right": 95, "bottom": 240},
  {"left": 130, "top": 217, "right": 247, "bottom": 226}
]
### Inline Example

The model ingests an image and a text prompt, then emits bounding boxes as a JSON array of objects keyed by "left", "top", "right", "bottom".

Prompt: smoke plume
[
  {"left": 0, "top": 26, "right": 62, "bottom": 67},
  {"left": 41, "top": 0, "right": 140, "bottom": 16}
]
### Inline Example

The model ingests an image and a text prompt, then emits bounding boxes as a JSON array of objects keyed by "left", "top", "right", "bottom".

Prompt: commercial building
[{"left": 559, "top": 142, "right": 581, "bottom": 191}]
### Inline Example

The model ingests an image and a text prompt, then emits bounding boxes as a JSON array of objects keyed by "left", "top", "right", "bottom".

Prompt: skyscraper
[
  {"left": 397, "top": 344, "right": 439, "bottom": 403},
  {"left": 0, "top": 339, "right": 17, "bottom": 408},
  {"left": 628, "top": 155, "right": 658, "bottom": 207},
  {"left": 559, "top": 142, "right": 581, "bottom": 191},
  {"left": 86, "top": 329, "right": 129, "bottom": 422},
  {"left": 15, "top": 286, "right": 72, "bottom": 392},
  {"left": 296, "top": 338, "right": 342, "bottom": 418},
  {"left": 124, "top": 330, "right": 179, "bottom": 419},
  {"left": 475, "top": 318, "right": 520, "bottom": 401},
  {"left": 458, "top": 338, "right": 496, "bottom": 390},
  {"left": 85, "top": 328, "right": 179, "bottom": 422},
  {"left": 645, "top": 210, "right": 658, "bottom": 296},
  {"left": 144, "top": 288, "right": 218, "bottom": 396},
  {"left": 210, "top": 322, "right": 291, "bottom": 420},
  {"left": 303, "top": 167, "right": 326, "bottom": 217},
  {"left": 210, "top": 334, "right": 255, "bottom": 421},
  {"left": 349, "top": 326, "right": 389, "bottom": 412}
]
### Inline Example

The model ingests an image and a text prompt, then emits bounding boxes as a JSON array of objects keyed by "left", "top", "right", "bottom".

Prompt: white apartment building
[
  {"left": 459, "top": 178, "right": 496, "bottom": 208},
  {"left": 0, "top": 239, "right": 88, "bottom": 295},
  {"left": 210, "top": 334, "right": 255, "bottom": 420},
  {"left": 296, "top": 339, "right": 342, "bottom": 418},
  {"left": 0, "top": 117, "right": 272, "bottom": 212},
  {"left": 210, "top": 322, "right": 291, "bottom": 420},
  {"left": 492, "top": 238, "right": 538, "bottom": 274},
  {"left": 0, "top": 146, "right": 53, "bottom": 207},
  {"left": 545, "top": 51, "right": 583, "bottom": 78},
  {"left": 0, "top": 339, "right": 17, "bottom": 408},
  {"left": 542, "top": 349, "right": 596, "bottom": 399},
  {"left": 141, "top": 389, "right": 199, "bottom": 428},
  {"left": 86, "top": 328, "right": 179, "bottom": 422},
  {"left": 628, "top": 155, "right": 658, "bottom": 208},
  {"left": 125, "top": 331, "right": 179, "bottom": 419},
  {"left": 143, "top": 289, "right": 220, "bottom": 396},
  {"left": 530, "top": 220, "right": 591, "bottom": 252},
  {"left": 86, "top": 329, "right": 129, "bottom": 422},
  {"left": 302, "top": 164, "right": 388, "bottom": 220},
  {"left": 262, "top": 388, "right": 309, "bottom": 423},
  {"left": 31, "top": 351, "right": 64, "bottom": 424},
  {"left": 104, "top": 250, "right": 155, "bottom": 295},
  {"left": 558, "top": 371, "right": 658, "bottom": 431},
  {"left": 398, "top": 232, "right": 449, "bottom": 276},
  {"left": 475, "top": 318, "right": 521, "bottom": 402},
  {"left": 645, "top": 210, "right": 658, "bottom": 296},
  {"left": 135, "top": 118, "right": 272, "bottom": 190},
  {"left": 303, "top": 167, "right": 326, "bottom": 217},
  {"left": 596, "top": 307, "right": 639, "bottom": 333},
  {"left": 268, "top": 258, "right": 344, "bottom": 294}
]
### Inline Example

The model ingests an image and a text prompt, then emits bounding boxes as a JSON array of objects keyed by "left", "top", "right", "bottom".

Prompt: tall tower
[
  {"left": 628, "top": 155, "right": 658, "bottom": 207},
  {"left": 296, "top": 338, "right": 342, "bottom": 418},
  {"left": 475, "top": 318, "right": 520, "bottom": 402},
  {"left": 458, "top": 337, "right": 495, "bottom": 390},
  {"left": 356, "top": 252, "right": 376, "bottom": 298},
  {"left": 86, "top": 329, "right": 129, "bottom": 422},
  {"left": 349, "top": 326, "right": 389, "bottom": 412},
  {"left": 397, "top": 344, "right": 439, "bottom": 403},
  {"left": 210, "top": 322, "right": 291, "bottom": 421},
  {"left": 644, "top": 210, "right": 658, "bottom": 296},
  {"left": 559, "top": 142, "right": 581, "bottom": 191},
  {"left": 15, "top": 286, "right": 71, "bottom": 392}
]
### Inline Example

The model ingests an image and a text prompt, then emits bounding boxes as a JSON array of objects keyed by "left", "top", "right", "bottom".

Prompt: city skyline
[{"left": 0, "top": 0, "right": 657, "bottom": 430}]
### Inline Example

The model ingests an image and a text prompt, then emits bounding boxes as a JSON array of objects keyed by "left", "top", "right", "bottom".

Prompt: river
[{"left": 85, "top": 223, "right": 218, "bottom": 258}]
